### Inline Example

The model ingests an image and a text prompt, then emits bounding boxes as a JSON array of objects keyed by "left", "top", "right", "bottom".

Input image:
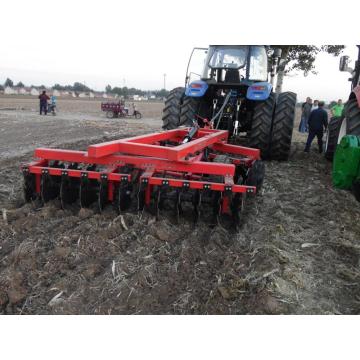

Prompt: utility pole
[{"left": 163, "top": 73, "right": 166, "bottom": 90}]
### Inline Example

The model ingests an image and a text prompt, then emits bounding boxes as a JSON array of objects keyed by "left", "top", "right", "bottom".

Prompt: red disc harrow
[{"left": 22, "top": 127, "right": 264, "bottom": 224}]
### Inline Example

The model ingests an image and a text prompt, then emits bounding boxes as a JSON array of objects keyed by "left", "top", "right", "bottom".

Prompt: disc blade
[
  {"left": 174, "top": 190, "right": 182, "bottom": 223},
  {"left": 115, "top": 182, "right": 132, "bottom": 214},
  {"left": 23, "top": 172, "right": 36, "bottom": 202},
  {"left": 192, "top": 190, "right": 202, "bottom": 223},
  {"left": 230, "top": 193, "right": 245, "bottom": 228},
  {"left": 60, "top": 176, "right": 79, "bottom": 209},
  {"left": 137, "top": 186, "right": 146, "bottom": 212},
  {"left": 211, "top": 191, "right": 222, "bottom": 226},
  {"left": 97, "top": 180, "right": 108, "bottom": 213},
  {"left": 40, "top": 173, "right": 60, "bottom": 203},
  {"left": 154, "top": 187, "right": 161, "bottom": 219},
  {"left": 79, "top": 178, "right": 98, "bottom": 208}
]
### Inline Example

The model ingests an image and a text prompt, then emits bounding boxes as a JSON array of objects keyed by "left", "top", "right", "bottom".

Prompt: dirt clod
[{"left": 7, "top": 286, "right": 27, "bottom": 305}]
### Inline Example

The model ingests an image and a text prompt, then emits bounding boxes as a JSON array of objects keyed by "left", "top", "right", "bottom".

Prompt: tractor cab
[
  {"left": 185, "top": 45, "right": 274, "bottom": 101},
  {"left": 186, "top": 45, "right": 269, "bottom": 85},
  {"left": 203, "top": 45, "right": 268, "bottom": 84},
  {"left": 163, "top": 44, "right": 296, "bottom": 161}
]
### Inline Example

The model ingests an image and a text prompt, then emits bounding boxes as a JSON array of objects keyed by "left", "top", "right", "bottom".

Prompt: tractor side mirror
[{"left": 339, "top": 56, "right": 349, "bottom": 71}]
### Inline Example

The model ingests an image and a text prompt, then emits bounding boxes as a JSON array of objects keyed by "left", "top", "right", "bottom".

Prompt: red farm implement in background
[
  {"left": 101, "top": 102, "right": 142, "bottom": 119},
  {"left": 22, "top": 126, "right": 264, "bottom": 225}
]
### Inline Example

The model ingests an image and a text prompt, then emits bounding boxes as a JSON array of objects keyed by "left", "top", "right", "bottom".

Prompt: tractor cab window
[
  {"left": 208, "top": 46, "right": 248, "bottom": 69},
  {"left": 186, "top": 48, "right": 208, "bottom": 84},
  {"left": 249, "top": 46, "right": 268, "bottom": 82}
]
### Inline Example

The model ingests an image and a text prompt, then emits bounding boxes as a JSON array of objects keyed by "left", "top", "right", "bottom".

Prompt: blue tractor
[{"left": 162, "top": 45, "right": 297, "bottom": 160}]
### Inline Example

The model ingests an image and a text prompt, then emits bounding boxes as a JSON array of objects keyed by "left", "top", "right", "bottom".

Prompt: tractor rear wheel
[
  {"left": 248, "top": 93, "right": 276, "bottom": 159},
  {"left": 180, "top": 96, "right": 199, "bottom": 127},
  {"left": 325, "top": 99, "right": 360, "bottom": 160},
  {"left": 270, "top": 91, "right": 297, "bottom": 160},
  {"left": 162, "top": 87, "right": 185, "bottom": 130},
  {"left": 345, "top": 98, "right": 360, "bottom": 136},
  {"left": 324, "top": 116, "right": 343, "bottom": 160}
]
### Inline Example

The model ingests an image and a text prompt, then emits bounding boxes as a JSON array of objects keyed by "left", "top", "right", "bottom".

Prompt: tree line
[
  {"left": 1, "top": 78, "right": 94, "bottom": 93},
  {"left": 105, "top": 85, "right": 169, "bottom": 98},
  {"left": 1, "top": 78, "right": 169, "bottom": 98}
]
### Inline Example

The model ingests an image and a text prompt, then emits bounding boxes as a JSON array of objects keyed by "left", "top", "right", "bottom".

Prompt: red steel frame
[{"left": 23, "top": 128, "right": 261, "bottom": 207}]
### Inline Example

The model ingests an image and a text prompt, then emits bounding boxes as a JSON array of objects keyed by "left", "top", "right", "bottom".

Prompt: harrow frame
[{"left": 22, "top": 128, "right": 261, "bottom": 218}]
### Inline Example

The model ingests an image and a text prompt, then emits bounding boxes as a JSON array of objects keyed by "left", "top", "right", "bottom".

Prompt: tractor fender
[
  {"left": 349, "top": 85, "right": 360, "bottom": 107},
  {"left": 185, "top": 80, "right": 208, "bottom": 97},
  {"left": 246, "top": 82, "right": 273, "bottom": 101}
]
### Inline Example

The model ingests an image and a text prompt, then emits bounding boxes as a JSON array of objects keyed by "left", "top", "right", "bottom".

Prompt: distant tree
[
  {"left": 111, "top": 87, "right": 122, "bottom": 96},
  {"left": 105, "top": 84, "right": 112, "bottom": 93},
  {"left": 154, "top": 89, "right": 169, "bottom": 98},
  {"left": 73, "top": 82, "right": 91, "bottom": 92},
  {"left": 53, "top": 83, "right": 65, "bottom": 91},
  {"left": 4, "top": 78, "right": 13, "bottom": 87},
  {"left": 273, "top": 45, "right": 345, "bottom": 93},
  {"left": 16, "top": 81, "right": 25, "bottom": 88},
  {"left": 122, "top": 86, "right": 129, "bottom": 98},
  {"left": 0, "top": 85, "right": 4, "bottom": 91}
]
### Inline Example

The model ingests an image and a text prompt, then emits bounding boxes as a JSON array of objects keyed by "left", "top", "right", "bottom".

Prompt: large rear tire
[
  {"left": 270, "top": 91, "right": 297, "bottom": 161},
  {"left": 248, "top": 93, "right": 276, "bottom": 159},
  {"left": 326, "top": 99, "right": 360, "bottom": 160},
  {"left": 162, "top": 87, "right": 185, "bottom": 130},
  {"left": 345, "top": 98, "right": 360, "bottom": 136},
  {"left": 324, "top": 117, "right": 343, "bottom": 160},
  {"left": 179, "top": 96, "right": 199, "bottom": 127}
]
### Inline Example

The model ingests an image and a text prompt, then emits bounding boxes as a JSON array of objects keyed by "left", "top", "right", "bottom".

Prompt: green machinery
[
  {"left": 333, "top": 135, "right": 360, "bottom": 201},
  {"left": 330, "top": 45, "right": 360, "bottom": 201}
]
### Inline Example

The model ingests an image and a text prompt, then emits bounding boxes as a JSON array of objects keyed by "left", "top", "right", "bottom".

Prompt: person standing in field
[
  {"left": 50, "top": 95, "right": 56, "bottom": 106},
  {"left": 299, "top": 97, "right": 313, "bottom": 133},
  {"left": 304, "top": 101, "right": 328, "bottom": 153},
  {"left": 38, "top": 90, "right": 50, "bottom": 115},
  {"left": 331, "top": 99, "right": 344, "bottom": 118},
  {"left": 312, "top": 99, "right": 319, "bottom": 111}
]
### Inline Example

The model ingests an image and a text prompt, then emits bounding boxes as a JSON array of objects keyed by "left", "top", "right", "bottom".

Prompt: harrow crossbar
[
  {"left": 33, "top": 149, "right": 237, "bottom": 176},
  {"left": 87, "top": 128, "right": 230, "bottom": 160}
]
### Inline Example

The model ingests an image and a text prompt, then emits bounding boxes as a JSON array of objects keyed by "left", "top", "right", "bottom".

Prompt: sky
[{"left": 0, "top": 0, "right": 358, "bottom": 102}]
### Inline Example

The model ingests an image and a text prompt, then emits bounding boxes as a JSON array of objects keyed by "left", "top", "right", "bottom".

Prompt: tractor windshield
[
  {"left": 201, "top": 45, "right": 268, "bottom": 81},
  {"left": 208, "top": 46, "right": 248, "bottom": 69}
]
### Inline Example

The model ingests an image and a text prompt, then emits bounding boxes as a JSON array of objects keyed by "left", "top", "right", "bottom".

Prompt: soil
[{"left": 0, "top": 96, "right": 359, "bottom": 315}]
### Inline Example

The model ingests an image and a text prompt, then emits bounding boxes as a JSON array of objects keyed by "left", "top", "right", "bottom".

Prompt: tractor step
[{"left": 22, "top": 128, "right": 264, "bottom": 224}]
